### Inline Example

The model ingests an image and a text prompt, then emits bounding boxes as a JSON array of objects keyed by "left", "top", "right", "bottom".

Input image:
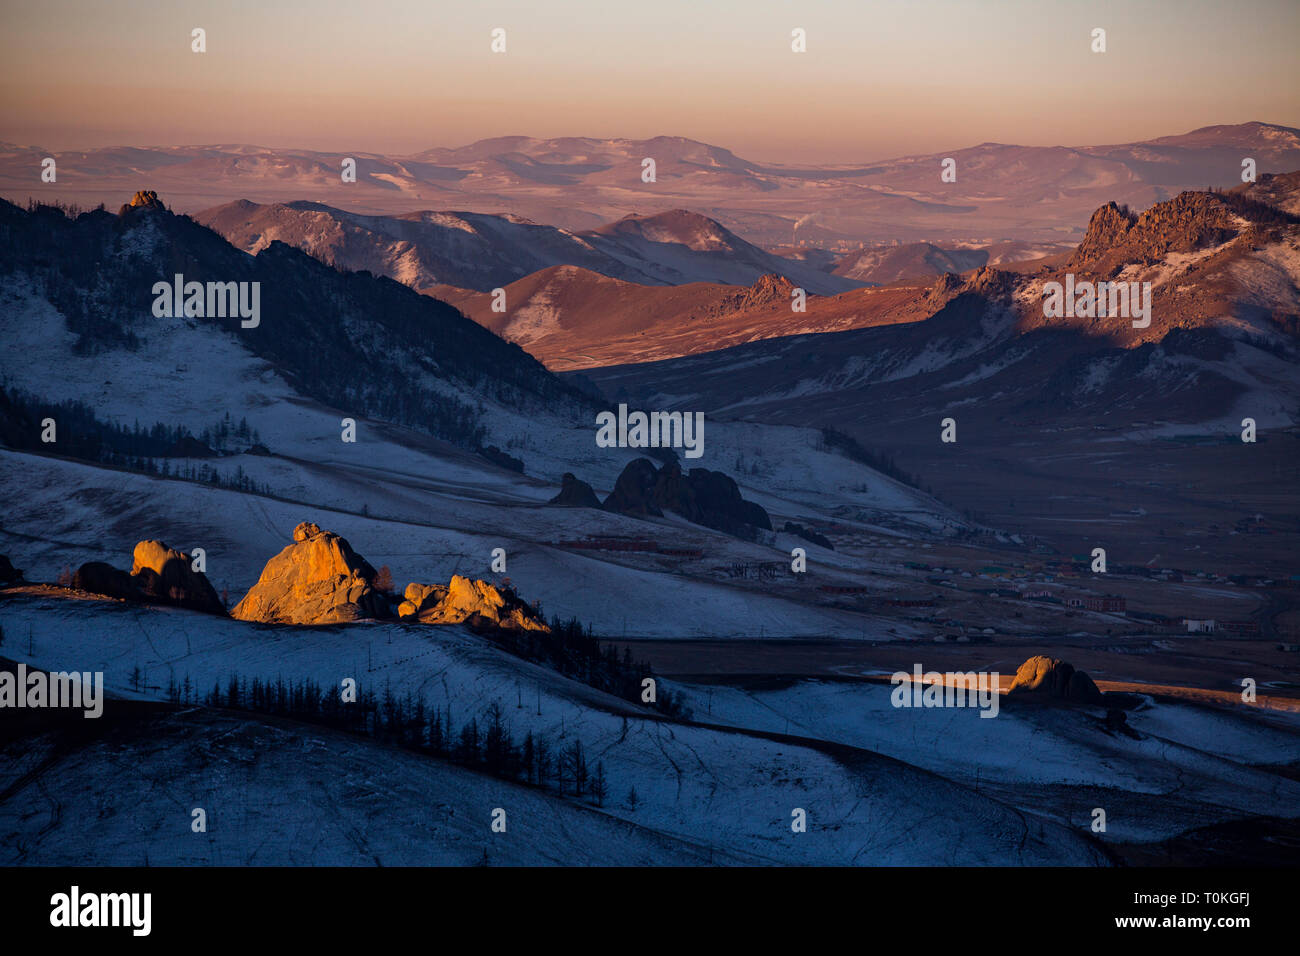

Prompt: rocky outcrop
[
  {"left": 716, "top": 273, "right": 797, "bottom": 314},
  {"left": 130, "top": 540, "right": 225, "bottom": 614},
  {"left": 601, "top": 458, "right": 772, "bottom": 539},
  {"left": 0, "top": 554, "right": 22, "bottom": 585},
  {"left": 397, "top": 582, "right": 442, "bottom": 619},
  {"left": 118, "top": 189, "right": 164, "bottom": 216},
  {"left": 69, "top": 540, "right": 224, "bottom": 614},
  {"left": 964, "top": 265, "right": 1017, "bottom": 300},
  {"left": 231, "top": 522, "right": 387, "bottom": 624},
  {"left": 71, "top": 561, "right": 137, "bottom": 601},
  {"left": 1070, "top": 193, "right": 1240, "bottom": 276},
  {"left": 1070, "top": 202, "right": 1138, "bottom": 268},
  {"left": 655, "top": 462, "right": 772, "bottom": 539},
  {"left": 1008, "top": 655, "right": 1104, "bottom": 704},
  {"left": 602, "top": 458, "right": 663, "bottom": 517},
  {"left": 549, "top": 472, "right": 601, "bottom": 508},
  {"left": 924, "top": 272, "right": 964, "bottom": 310},
  {"left": 398, "top": 575, "right": 548, "bottom": 632}
]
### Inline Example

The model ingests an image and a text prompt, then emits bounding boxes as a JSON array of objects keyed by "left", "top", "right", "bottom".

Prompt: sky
[{"left": 2, "top": 0, "right": 1298, "bottom": 163}]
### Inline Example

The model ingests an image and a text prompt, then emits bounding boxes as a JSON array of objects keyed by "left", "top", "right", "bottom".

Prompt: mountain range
[
  {"left": 3, "top": 166, "right": 1299, "bottom": 867},
  {"left": 5, "top": 122, "right": 1299, "bottom": 245},
  {"left": 193, "top": 201, "right": 860, "bottom": 295}
]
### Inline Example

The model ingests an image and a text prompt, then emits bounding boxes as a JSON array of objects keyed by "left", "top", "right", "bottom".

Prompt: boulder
[
  {"left": 71, "top": 561, "right": 138, "bottom": 601},
  {"left": 398, "top": 581, "right": 446, "bottom": 619},
  {"left": 130, "top": 540, "right": 225, "bottom": 615},
  {"left": 403, "top": 575, "right": 548, "bottom": 632},
  {"left": 1008, "top": 655, "right": 1104, "bottom": 704},
  {"left": 549, "top": 472, "right": 601, "bottom": 508},
  {"left": 231, "top": 522, "right": 387, "bottom": 624},
  {"left": 0, "top": 554, "right": 23, "bottom": 584}
]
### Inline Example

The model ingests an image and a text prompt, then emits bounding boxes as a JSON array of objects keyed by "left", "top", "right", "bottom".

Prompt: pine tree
[
  {"left": 521, "top": 731, "right": 535, "bottom": 784},
  {"left": 483, "top": 701, "right": 507, "bottom": 775},
  {"left": 535, "top": 735, "right": 551, "bottom": 789},
  {"left": 570, "top": 739, "right": 588, "bottom": 795}
]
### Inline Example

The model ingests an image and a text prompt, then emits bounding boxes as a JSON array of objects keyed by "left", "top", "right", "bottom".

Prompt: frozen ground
[{"left": 0, "top": 592, "right": 1112, "bottom": 865}]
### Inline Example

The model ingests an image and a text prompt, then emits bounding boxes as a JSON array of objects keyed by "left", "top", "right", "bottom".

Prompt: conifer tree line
[
  {"left": 496, "top": 614, "right": 691, "bottom": 718},
  {"left": 179, "top": 671, "right": 610, "bottom": 805},
  {"left": 2, "top": 385, "right": 273, "bottom": 494}
]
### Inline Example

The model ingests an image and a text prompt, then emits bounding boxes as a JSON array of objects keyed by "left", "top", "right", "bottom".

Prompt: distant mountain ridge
[
  {"left": 194, "top": 201, "right": 861, "bottom": 295},
  {"left": 6, "top": 122, "right": 1298, "bottom": 244}
]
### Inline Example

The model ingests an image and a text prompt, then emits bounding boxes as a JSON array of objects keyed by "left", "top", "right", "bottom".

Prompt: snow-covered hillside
[{"left": 0, "top": 591, "right": 1112, "bottom": 866}]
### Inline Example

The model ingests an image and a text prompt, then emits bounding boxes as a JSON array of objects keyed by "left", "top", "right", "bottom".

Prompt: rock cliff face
[
  {"left": 231, "top": 522, "right": 387, "bottom": 624},
  {"left": 1069, "top": 194, "right": 1240, "bottom": 276},
  {"left": 398, "top": 575, "right": 548, "bottom": 631},
  {"left": 1008, "top": 655, "right": 1104, "bottom": 704}
]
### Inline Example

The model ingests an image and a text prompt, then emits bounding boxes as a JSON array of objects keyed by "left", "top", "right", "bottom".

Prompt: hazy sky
[{"left": 2, "top": 0, "right": 1297, "bottom": 163}]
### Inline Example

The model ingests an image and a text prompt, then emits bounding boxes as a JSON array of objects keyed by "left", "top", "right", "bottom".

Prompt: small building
[
  {"left": 1084, "top": 595, "right": 1126, "bottom": 613},
  {"left": 1184, "top": 619, "right": 1216, "bottom": 633}
]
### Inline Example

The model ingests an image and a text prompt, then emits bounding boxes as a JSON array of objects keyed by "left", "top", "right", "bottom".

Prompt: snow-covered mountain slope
[
  {"left": 0, "top": 196, "right": 589, "bottom": 455},
  {"left": 4, "top": 709, "right": 721, "bottom": 866},
  {"left": 684, "top": 678, "right": 1300, "bottom": 844},
  {"left": 195, "top": 201, "right": 860, "bottom": 295}
]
